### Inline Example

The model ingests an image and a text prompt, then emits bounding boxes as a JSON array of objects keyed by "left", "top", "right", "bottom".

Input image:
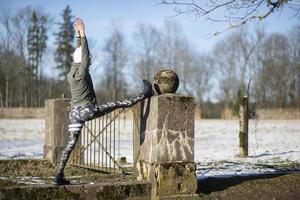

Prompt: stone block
[
  {"left": 136, "top": 161, "right": 197, "bottom": 197},
  {"left": 43, "top": 98, "right": 70, "bottom": 166},
  {"left": 137, "top": 94, "right": 195, "bottom": 163},
  {"left": 134, "top": 94, "right": 197, "bottom": 198}
]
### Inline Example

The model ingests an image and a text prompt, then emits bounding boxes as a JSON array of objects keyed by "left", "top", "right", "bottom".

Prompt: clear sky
[{"left": 2, "top": 0, "right": 299, "bottom": 52}]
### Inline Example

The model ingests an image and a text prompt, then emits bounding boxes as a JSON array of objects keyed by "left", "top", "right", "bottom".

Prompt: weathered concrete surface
[
  {"left": 43, "top": 98, "right": 70, "bottom": 166},
  {"left": 136, "top": 162, "right": 197, "bottom": 197},
  {"left": 134, "top": 94, "right": 197, "bottom": 199},
  {"left": 137, "top": 94, "right": 195, "bottom": 163},
  {"left": 0, "top": 181, "right": 151, "bottom": 200}
]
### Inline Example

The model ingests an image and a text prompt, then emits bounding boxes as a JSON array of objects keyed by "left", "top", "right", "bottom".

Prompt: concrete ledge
[{"left": 0, "top": 181, "right": 151, "bottom": 200}]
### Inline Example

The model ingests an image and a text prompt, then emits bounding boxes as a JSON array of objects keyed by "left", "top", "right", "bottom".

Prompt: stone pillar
[
  {"left": 43, "top": 98, "right": 70, "bottom": 166},
  {"left": 135, "top": 94, "right": 197, "bottom": 199}
]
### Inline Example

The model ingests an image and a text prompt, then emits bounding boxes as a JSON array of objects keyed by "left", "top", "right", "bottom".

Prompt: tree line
[{"left": 0, "top": 5, "right": 299, "bottom": 118}]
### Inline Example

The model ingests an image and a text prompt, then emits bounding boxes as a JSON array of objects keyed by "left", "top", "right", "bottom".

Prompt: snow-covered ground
[
  {"left": 195, "top": 119, "right": 300, "bottom": 178},
  {"left": 0, "top": 119, "right": 299, "bottom": 177},
  {"left": 0, "top": 119, "right": 44, "bottom": 159},
  {"left": 195, "top": 119, "right": 300, "bottom": 162}
]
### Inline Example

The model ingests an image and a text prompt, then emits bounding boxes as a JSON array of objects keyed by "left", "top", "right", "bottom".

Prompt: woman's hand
[
  {"left": 75, "top": 18, "right": 85, "bottom": 37},
  {"left": 74, "top": 25, "right": 80, "bottom": 37}
]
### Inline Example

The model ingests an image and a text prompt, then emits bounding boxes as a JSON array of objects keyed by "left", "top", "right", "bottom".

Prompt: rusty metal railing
[{"left": 69, "top": 108, "right": 134, "bottom": 173}]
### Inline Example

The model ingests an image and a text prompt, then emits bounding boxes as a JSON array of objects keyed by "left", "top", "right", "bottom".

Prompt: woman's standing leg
[{"left": 53, "top": 108, "right": 84, "bottom": 185}]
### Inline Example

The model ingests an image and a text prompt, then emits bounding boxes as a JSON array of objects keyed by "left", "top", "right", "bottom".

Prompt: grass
[{"left": 0, "top": 159, "right": 135, "bottom": 187}]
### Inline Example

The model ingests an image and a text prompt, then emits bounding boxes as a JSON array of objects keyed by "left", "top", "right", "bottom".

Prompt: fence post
[
  {"left": 135, "top": 94, "right": 197, "bottom": 199},
  {"left": 43, "top": 98, "right": 70, "bottom": 166},
  {"left": 239, "top": 96, "right": 248, "bottom": 157}
]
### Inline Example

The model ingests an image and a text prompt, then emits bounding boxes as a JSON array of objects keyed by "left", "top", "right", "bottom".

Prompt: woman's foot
[
  {"left": 53, "top": 173, "right": 70, "bottom": 185},
  {"left": 142, "top": 79, "right": 154, "bottom": 98}
]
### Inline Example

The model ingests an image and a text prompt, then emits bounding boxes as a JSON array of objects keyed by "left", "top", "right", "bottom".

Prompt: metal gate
[{"left": 69, "top": 108, "right": 134, "bottom": 173}]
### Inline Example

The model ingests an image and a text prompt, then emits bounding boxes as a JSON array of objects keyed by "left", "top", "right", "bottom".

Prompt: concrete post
[
  {"left": 43, "top": 98, "right": 70, "bottom": 166},
  {"left": 134, "top": 94, "right": 197, "bottom": 199}
]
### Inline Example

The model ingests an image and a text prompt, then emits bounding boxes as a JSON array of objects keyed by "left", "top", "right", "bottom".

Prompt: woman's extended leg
[
  {"left": 93, "top": 79, "right": 153, "bottom": 118},
  {"left": 68, "top": 79, "right": 153, "bottom": 122}
]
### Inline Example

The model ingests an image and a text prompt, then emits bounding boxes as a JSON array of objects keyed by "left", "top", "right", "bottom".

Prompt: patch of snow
[
  {"left": 0, "top": 119, "right": 44, "bottom": 141},
  {"left": 0, "top": 119, "right": 44, "bottom": 160},
  {"left": 195, "top": 119, "right": 300, "bottom": 177}
]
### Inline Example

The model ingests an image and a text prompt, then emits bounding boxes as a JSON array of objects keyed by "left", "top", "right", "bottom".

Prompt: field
[{"left": 0, "top": 119, "right": 299, "bottom": 177}]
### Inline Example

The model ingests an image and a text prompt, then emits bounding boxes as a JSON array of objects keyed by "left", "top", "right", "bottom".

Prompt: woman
[{"left": 53, "top": 18, "right": 153, "bottom": 185}]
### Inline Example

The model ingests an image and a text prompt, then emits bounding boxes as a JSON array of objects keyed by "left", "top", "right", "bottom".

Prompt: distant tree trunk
[
  {"left": 0, "top": 92, "right": 3, "bottom": 107},
  {"left": 239, "top": 96, "right": 248, "bottom": 157},
  {"left": 113, "top": 60, "right": 117, "bottom": 100},
  {"left": 5, "top": 75, "right": 8, "bottom": 107}
]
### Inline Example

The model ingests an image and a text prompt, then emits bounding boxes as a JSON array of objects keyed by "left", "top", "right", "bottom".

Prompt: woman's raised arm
[{"left": 75, "top": 18, "right": 90, "bottom": 69}]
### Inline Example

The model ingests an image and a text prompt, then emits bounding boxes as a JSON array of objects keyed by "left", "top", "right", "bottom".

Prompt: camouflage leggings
[{"left": 56, "top": 94, "right": 146, "bottom": 175}]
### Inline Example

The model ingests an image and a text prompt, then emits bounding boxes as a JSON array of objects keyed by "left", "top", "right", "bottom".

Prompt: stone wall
[{"left": 0, "top": 107, "right": 45, "bottom": 118}]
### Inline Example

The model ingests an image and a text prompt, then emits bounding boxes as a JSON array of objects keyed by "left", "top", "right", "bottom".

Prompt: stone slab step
[
  {"left": 157, "top": 194, "right": 199, "bottom": 200},
  {"left": 0, "top": 180, "right": 151, "bottom": 200}
]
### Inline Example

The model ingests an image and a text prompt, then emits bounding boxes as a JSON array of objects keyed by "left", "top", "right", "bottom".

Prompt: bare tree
[
  {"left": 134, "top": 23, "right": 162, "bottom": 81},
  {"left": 10, "top": 6, "right": 33, "bottom": 57},
  {"left": 2, "top": 6, "right": 33, "bottom": 107},
  {"left": 158, "top": 21, "right": 183, "bottom": 72},
  {"left": 212, "top": 26, "right": 264, "bottom": 111},
  {"left": 190, "top": 54, "right": 213, "bottom": 104},
  {"left": 161, "top": 0, "right": 300, "bottom": 35},
  {"left": 156, "top": 21, "right": 197, "bottom": 94},
  {"left": 97, "top": 24, "right": 128, "bottom": 102},
  {"left": 0, "top": 10, "right": 28, "bottom": 107},
  {"left": 213, "top": 28, "right": 247, "bottom": 105},
  {"left": 254, "top": 33, "right": 291, "bottom": 108},
  {"left": 133, "top": 21, "right": 212, "bottom": 102},
  {"left": 0, "top": 7, "right": 51, "bottom": 107},
  {"left": 287, "top": 24, "right": 300, "bottom": 107}
]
